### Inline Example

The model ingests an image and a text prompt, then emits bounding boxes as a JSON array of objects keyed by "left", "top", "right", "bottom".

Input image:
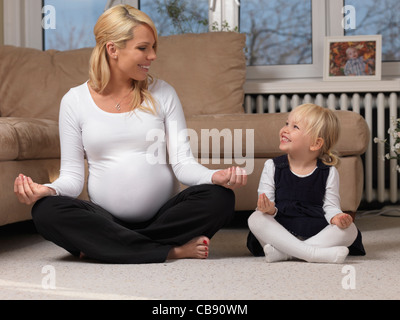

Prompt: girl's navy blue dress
[{"left": 247, "top": 155, "right": 365, "bottom": 256}]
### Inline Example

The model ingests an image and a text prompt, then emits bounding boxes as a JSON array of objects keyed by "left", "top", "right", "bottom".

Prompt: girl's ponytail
[{"left": 320, "top": 150, "right": 340, "bottom": 167}]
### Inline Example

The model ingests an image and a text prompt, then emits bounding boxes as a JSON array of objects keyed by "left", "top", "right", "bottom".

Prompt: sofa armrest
[{"left": 0, "top": 117, "right": 60, "bottom": 161}]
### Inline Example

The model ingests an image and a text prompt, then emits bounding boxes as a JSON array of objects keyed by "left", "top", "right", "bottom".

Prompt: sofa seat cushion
[
  {"left": 186, "top": 110, "right": 369, "bottom": 158},
  {"left": 0, "top": 118, "right": 60, "bottom": 160}
]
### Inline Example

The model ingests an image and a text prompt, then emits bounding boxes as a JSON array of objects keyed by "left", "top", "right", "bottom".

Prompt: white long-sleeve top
[
  {"left": 46, "top": 80, "right": 217, "bottom": 223},
  {"left": 257, "top": 159, "right": 342, "bottom": 224}
]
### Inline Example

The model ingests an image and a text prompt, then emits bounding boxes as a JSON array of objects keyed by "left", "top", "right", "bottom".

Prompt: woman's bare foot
[{"left": 167, "top": 236, "right": 210, "bottom": 260}]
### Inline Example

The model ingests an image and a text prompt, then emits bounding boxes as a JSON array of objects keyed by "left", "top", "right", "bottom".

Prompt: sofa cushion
[
  {"left": 150, "top": 32, "right": 246, "bottom": 116},
  {"left": 186, "top": 110, "right": 369, "bottom": 158},
  {"left": 0, "top": 46, "right": 92, "bottom": 121},
  {"left": 0, "top": 118, "right": 60, "bottom": 160}
]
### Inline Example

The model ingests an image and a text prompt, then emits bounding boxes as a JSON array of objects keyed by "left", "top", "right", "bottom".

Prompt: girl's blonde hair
[
  {"left": 291, "top": 104, "right": 341, "bottom": 166},
  {"left": 88, "top": 4, "right": 158, "bottom": 114}
]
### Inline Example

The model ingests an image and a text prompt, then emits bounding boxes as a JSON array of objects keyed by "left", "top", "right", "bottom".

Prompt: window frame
[{"left": 3, "top": 0, "right": 43, "bottom": 50}]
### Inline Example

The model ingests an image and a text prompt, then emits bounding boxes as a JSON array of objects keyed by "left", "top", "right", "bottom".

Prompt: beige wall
[{"left": 0, "top": 0, "right": 3, "bottom": 45}]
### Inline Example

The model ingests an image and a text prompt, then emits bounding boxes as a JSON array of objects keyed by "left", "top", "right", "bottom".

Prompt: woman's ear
[
  {"left": 106, "top": 42, "right": 118, "bottom": 59},
  {"left": 310, "top": 137, "right": 324, "bottom": 151}
]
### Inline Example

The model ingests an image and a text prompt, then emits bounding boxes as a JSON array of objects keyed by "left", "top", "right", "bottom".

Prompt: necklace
[{"left": 113, "top": 90, "right": 132, "bottom": 112}]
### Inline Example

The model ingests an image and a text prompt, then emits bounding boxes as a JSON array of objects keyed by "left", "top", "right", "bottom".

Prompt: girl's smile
[
  {"left": 280, "top": 134, "right": 291, "bottom": 143},
  {"left": 278, "top": 115, "right": 315, "bottom": 160}
]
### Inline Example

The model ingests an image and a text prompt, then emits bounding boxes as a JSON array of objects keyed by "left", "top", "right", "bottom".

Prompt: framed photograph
[{"left": 323, "top": 35, "right": 382, "bottom": 81}]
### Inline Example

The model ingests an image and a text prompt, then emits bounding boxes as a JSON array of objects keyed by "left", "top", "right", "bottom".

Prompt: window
[
  {"left": 43, "top": 0, "right": 107, "bottom": 51},
  {"left": 2, "top": 0, "right": 137, "bottom": 50},
  {"left": 344, "top": 0, "right": 400, "bottom": 62},
  {"left": 240, "top": 0, "right": 312, "bottom": 66},
  {"left": 139, "top": 0, "right": 209, "bottom": 36},
  {"left": 244, "top": 0, "right": 325, "bottom": 79},
  {"left": 42, "top": 0, "right": 211, "bottom": 49},
  {"left": 3, "top": 0, "right": 400, "bottom": 79}
]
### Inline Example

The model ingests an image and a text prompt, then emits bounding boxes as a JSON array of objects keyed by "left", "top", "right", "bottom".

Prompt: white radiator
[{"left": 244, "top": 92, "right": 400, "bottom": 204}]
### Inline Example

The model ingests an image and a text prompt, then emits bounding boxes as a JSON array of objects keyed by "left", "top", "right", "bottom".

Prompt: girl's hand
[
  {"left": 212, "top": 166, "right": 247, "bottom": 190},
  {"left": 330, "top": 213, "right": 353, "bottom": 229},
  {"left": 257, "top": 193, "right": 276, "bottom": 215},
  {"left": 14, "top": 174, "right": 56, "bottom": 205}
]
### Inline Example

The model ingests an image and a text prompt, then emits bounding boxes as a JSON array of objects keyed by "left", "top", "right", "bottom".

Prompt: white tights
[{"left": 248, "top": 211, "right": 358, "bottom": 264}]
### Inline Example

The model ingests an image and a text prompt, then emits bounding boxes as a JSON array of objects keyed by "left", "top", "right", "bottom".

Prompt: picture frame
[{"left": 323, "top": 35, "right": 382, "bottom": 81}]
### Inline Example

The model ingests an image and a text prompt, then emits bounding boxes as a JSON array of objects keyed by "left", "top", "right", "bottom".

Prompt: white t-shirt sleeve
[
  {"left": 323, "top": 166, "right": 343, "bottom": 224},
  {"left": 159, "top": 82, "right": 217, "bottom": 186},
  {"left": 257, "top": 159, "right": 276, "bottom": 202},
  {"left": 45, "top": 90, "right": 86, "bottom": 197}
]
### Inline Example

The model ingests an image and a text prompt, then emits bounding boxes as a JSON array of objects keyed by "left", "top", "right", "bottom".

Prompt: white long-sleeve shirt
[
  {"left": 46, "top": 80, "right": 216, "bottom": 223},
  {"left": 257, "top": 159, "right": 342, "bottom": 224}
]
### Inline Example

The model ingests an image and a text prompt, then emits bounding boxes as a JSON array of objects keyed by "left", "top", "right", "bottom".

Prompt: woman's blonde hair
[
  {"left": 291, "top": 103, "right": 341, "bottom": 166},
  {"left": 88, "top": 5, "right": 158, "bottom": 114}
]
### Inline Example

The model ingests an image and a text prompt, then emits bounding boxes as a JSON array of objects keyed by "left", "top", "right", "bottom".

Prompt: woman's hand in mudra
[
  {"left": 212, "top": 166, "right": 247, "bottom": 190},
  {"left": 14, "top": 174, "right": 56, "bottom": 205}
]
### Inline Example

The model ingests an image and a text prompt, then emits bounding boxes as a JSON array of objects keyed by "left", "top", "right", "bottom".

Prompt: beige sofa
[{"left": 0, "top": 32, "right": 369, "bottom": 227}]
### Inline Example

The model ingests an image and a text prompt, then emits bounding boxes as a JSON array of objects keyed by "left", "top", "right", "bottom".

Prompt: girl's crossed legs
[{"left": 248, "top": 210, "right": 357, "bottom": 264}]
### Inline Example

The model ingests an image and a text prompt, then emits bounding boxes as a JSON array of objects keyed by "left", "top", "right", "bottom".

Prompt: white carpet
[{"left": 0, "top": 214, "right": 399, "bottom": 300}]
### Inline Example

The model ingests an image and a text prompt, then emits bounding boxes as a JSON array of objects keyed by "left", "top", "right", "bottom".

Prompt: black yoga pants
[{"left": 32, "top": 184, "right": 235, "bottom": 264}]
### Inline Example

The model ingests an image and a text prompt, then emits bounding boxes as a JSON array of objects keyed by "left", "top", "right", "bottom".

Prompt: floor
[{"left": 0, "top": 212, "right": 399, "bottom": 301}]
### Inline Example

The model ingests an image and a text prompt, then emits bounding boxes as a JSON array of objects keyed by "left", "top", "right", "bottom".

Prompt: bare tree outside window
[
  {"left": 345, "top": 0, "right": 400, "bottom": 62},
  {"left": 139, "top": 0, "right": 209, "bottom": 36},
  {"left": 240, "top": 0, "right": 312, "bottom": 66}
]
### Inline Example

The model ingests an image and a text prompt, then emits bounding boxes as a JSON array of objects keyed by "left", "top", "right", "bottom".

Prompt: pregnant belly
[{"left": 88, "top": 160, "right": 178, "bottom": 223}]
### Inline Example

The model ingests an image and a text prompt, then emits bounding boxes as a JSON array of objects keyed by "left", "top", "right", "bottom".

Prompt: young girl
[{"left": 247, "top": 104, "right": 365, "bottom": 263}]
